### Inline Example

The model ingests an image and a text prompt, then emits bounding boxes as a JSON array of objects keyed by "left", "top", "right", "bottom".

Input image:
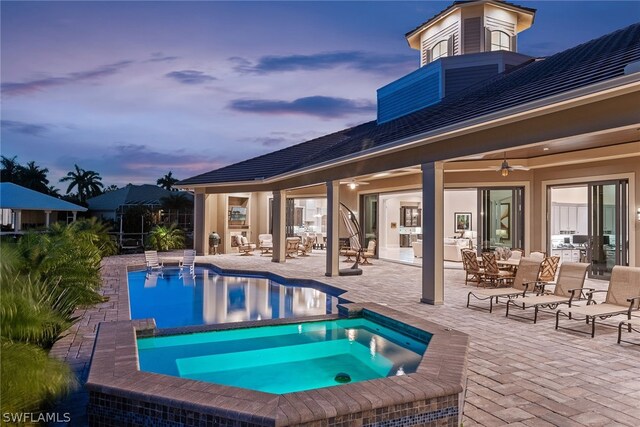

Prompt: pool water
[
  {"left": 128, "top": 268, "right": 343, "bottom": 328},
  {"left": 137, "top": 318, "right": 429, "bottom": 394}
]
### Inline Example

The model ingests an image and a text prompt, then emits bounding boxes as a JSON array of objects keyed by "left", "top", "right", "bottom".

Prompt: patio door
[
  {"left": 588, "top": 180, "right": 628, "bottom": 279},
  {"left": 478, "top": 187, "right": 524, "bottom": 252},
  {"left": 360, "top": 194, "right": 378, "bottom": 252}
]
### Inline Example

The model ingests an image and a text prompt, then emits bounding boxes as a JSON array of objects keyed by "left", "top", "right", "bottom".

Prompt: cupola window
[
  {"left": 431, "top": 40, "right": 449, "bottom": 61},
  {"left": 490, "top": 31, "right": 511, "bottom": 51}
]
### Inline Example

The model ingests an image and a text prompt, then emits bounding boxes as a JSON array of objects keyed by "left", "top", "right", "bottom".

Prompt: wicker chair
[
  {"left": 506, "top": 262, "right": 589, "bottom": 323},
  {"left": 285, "top": 237, "right": 301, "bottom": 258},
  {"left": 556, "top": 266, "right": 640, "bottom": 337},
  {"left": 481, "top": 252, "right": 515, "bottom": 287},
  {"left": 461, "top": 249, "right": 483, "bottom": 286},
  {"left": 467, "top": 258, "right": 542, "bottom": 313},
  {"left": 538, "top": 256, "right": 560, "bottom": 283}
]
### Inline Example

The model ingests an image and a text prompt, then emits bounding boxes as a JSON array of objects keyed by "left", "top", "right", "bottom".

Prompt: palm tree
[
  {"left": 157, "top": 171, "right": 179, "bottom": 191},
  {"left": 48, "top": 186, "right": 61, "bottom": 197},
  {"left": 160, "top": 193, "right": 192, "bottom": 211},
  {"left": 1, "top": 155, "right": 21, "bottom": 183},
  {"left": 103, "top": 184, "right": 119, "bottom": 192},
  {"left": 18, "top": 161, "right": 50, "bottom": 194},
  {"left": 60, "top": 164, "right": 104, "bottom": 203}
]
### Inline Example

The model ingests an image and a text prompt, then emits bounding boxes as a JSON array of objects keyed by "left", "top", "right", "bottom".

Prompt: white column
[
  {"left": 14, "top": 210, "right": 22, "bottom": 232},
  {"left": 325, "top": 181, "right": 340, "bottom": 277},
  {"left": 72, "top": 211, "right": 77, "bottom": 222},
  {"left": 194, "top": 193, "right": 206, "bottom": 255},
  {"left": 45, "top": 210, "right": 52, "bottom": 228},
  {"left": 272, "top": 190, "right": 287, "bottom": 263},
  {"left": 421, "top": 162, "right": 444, "bottom": 305}
]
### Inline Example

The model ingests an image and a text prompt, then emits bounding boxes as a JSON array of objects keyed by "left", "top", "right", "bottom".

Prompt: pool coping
[{"left": 87, "top": 300, "right": 468, "bottom": 426}]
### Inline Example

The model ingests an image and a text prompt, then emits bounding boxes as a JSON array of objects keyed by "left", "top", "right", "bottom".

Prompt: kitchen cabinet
[{"left": 400, "top": 207, "right": 421, "bottom": 227}]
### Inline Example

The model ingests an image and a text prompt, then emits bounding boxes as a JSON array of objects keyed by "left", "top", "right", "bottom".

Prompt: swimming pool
[
  {"left": 128, "top": 267, "right": 344, "bottom": 328},
  {"left": 137, "top": 317, "right": 429, "bottom": 394}
]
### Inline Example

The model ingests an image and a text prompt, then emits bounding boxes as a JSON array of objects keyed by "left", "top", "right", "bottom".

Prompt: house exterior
[
  {"left": 0, "top": 182, "right": 87, "bottom": 231},
  {"left": 178, "top": 0, "right": 640, "bottom": 305}
]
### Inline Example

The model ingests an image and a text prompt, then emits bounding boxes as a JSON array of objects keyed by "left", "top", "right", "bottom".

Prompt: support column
[
  {"left": 421, "top": 161, "right": 444, "bottom": 305},
  {"left": 194, "top": 192, "right": 206, "bottom": 255},
  {"left": 325, "top": 181, "right": 340, "bottom": 277},
  {"left": 14, "top": 210, "right": 22, "bottom": 232},
  {"left": 45, "top": 210, "right": 52, "bottom": 228},
  {"left": 72, "top": 211, "right": 77, "bottom": 222},
  {"left": 272, "top": 190, "right": 287, "bottom": 263}
]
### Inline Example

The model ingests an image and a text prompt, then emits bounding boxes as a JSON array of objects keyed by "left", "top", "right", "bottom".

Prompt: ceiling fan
[
  {"left": 488, "top": 153, "right": 530, "bottom": 176},
  {"left": 339, "top": 179, "right": 369, "bottom": 189}
]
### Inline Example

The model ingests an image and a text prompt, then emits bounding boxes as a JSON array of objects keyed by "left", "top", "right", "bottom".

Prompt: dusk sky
[{"left": 2, "top": 1, "right": 639, "bottom": 189}]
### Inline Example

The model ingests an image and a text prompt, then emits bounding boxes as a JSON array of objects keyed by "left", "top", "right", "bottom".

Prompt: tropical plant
[
  {"left": 0, "top": 246, "right": 76, "bottom": 415},
  {"left": 147, "top": 223, "right": 185, "bottom": 251},
  {"left": 70, "top": 218, "right": 118, "bottom": 257},
  {"left": 157, "top": 171, "right": 179, "bottom": 191},
  {"left": 60, "top": 164, "right": 104, "bottom": 203},
  {"left": 48, "top": 185, "right": 61, "bottom": 197},
  {"left": 103, "top": 184, "right": 119, "bottom": 192},
  {"left": 0, "top": 155, "right": 21, "bottom": 182},
  {"left": 160, "top": 193, "right": 192, "bottom": 211},
  {"left": 18, "top": 160, "right": 50, "bottom": 194}
]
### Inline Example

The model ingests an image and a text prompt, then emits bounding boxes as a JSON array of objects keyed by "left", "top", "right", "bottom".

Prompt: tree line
[{"left": 1, "top": 155, "right": 181, "bottom": 206}]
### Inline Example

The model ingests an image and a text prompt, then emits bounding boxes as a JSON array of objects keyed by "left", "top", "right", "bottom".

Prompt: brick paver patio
[{"left": 52, "top": 251, "right": 640, "bottom": 426}]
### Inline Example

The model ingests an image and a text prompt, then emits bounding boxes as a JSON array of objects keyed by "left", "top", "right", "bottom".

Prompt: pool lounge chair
[
  {"left": 556, "top": 265, "right": 640, "bottom": 337},
  {"left": 144, "top": 250, "right": 163, "bottom": 270},
  {"left": 506, "top": 262, "right": 590, "bottom": 323},
  {"left": 618, "top": 316, "right": 640, "bottom": 344},
  {"left": 467, "top": 258, "right": 541, "bottom": 313},
  {"left": 179, "top": 249, "right": 196, "bottom": 276}
]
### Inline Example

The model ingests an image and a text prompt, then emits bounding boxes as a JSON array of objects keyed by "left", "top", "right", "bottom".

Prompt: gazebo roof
[{"left": 0, "top": 182, "right": 87, "bottom": 212}]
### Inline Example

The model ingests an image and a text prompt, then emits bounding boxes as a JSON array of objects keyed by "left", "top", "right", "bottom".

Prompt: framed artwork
[
  {"left": 499, "top": 203, "right": 511, "bottom": 240},
  {"left": 454, "top": 212, "right": 472, "bottom": 232}
]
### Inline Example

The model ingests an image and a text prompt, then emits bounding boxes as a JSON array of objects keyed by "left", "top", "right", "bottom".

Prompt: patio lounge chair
[
  {"left": 617, "top": 316, "right": 640, "bottom": 344},
  {"left": 505, "top": 262, "right": 589, "bottom": 323},
  {"left": 258, "top": 234, "right": 273, "bottom": 255},
  {"left": 461, "top": 249, "right": 483, "bottom": 286},
  {"left": 556, "top": 266, "right": 640, "bottom": 337},
  {"left": 285, "top": 237, "right": 301, "bottom": 258},
  {"left": 361, "top": 240, "right": 376, "bottom": 265},
  {"left": 234, "top": 235, "right": 256, "bottom": 255},
  {"left": 179, "top": 249, "right": 196, "bottom": 276},
  {"left": 144, "top": 250, "right": 163, "bottom": 270},
  {"left": 467, "top": 257, "right": 541, "bottom": 313}
]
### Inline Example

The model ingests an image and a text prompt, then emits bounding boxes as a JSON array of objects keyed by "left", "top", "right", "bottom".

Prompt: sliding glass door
[
  {"left": 588, "top": 180, "right": 628, "bottom": 279},
  {"left": 360, "top": 194, "right": 379, "bottom": 251},
  {"left": 478, "top": 187, "right": 524, "bottom": 252}
]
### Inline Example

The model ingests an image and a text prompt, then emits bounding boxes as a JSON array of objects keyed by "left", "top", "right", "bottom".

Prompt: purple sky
[{"left": 2, "top": 1, "right": 639, "bottom": 188}]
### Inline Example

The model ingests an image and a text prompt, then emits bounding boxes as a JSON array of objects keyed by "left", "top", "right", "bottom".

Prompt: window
[
  {"left": 491, "top": 31, "right": 510, "bottom": 51},
  {"left": 431, "top": 40, "right": 449, "bottom": 61}
]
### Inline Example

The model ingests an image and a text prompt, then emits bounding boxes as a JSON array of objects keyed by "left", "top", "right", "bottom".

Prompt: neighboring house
[
  {"left": 87, "top": 184, "right": 194, "bottom": 226},
  {"left": 0, "top": 182, "right": 87, "bottom": 231},
  {"left": 178, "top": 0, "right": 640, "bottom": 305}
]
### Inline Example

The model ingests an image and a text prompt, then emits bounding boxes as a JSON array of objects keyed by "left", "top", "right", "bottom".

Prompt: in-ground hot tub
[{"left": 87, "top": 303, "right": 469, "bottom": 426}]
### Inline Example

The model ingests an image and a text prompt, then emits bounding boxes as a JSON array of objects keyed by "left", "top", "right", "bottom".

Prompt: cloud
[
  {"left": 1, "top": 120, "right": 51, "bottom": 136},
  {"left": 1, "top": 60, "right": 134, "bottom": 96},
  {"left": 165, "top": 70, "right": 217, "bottom": 84},
  {"left": 228, "top": 96, "right": 375, "bottom": 118},
  {"left": 230, "top": 51, "right": 415, "bottom": 75},
  {"left": 145, "top": 52, "right": 179, "bottom": 63}
]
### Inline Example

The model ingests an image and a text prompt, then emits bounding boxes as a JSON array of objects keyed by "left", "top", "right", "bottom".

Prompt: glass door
[
  {"left": 588, "top": 180, "right": 628, "bottom": 279},
  {"left": 478, "top": 187, "right": 524, "bottom": 253},
  {"left": 360, "top": 194, "right": 379, "bottom": 252}
]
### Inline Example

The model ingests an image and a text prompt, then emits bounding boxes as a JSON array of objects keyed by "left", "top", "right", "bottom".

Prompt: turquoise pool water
[
  {"left": 128, "top": 268, "right": 343, "bottom": 328},
  {"left": 137, "top": 318, "right": 429, "bottom": 394}
]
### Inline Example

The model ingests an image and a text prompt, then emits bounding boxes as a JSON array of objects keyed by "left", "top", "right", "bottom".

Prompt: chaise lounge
[
  {"left": 555, "top": 265, "right": 640, "bottom": 338},
  {"left": 467, "top": 257, "right": 542, "bottom": 312},
  {"left": 505, "top": 262, "right": 589, "bottom": 323}
]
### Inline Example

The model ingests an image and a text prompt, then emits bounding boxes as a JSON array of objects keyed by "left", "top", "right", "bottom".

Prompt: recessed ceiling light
[{"left": 543, "top": 147, "right": 550, "bottom": 151}]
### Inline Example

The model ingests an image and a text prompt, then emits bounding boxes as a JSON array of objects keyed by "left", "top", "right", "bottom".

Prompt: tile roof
[
  {"left": 0, "top": 182, "right": 87, "bottom": 211},
  {"left": 87, "top": 184, "right": 193, "bottom": 211},
  {"left": 180, "top": 23, "right": 640, "bottom": 187}
]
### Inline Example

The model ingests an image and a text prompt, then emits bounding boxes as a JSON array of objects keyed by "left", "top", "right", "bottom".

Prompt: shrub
[{"left": 147, "top": 223, "right": 185, "bottom": 251}]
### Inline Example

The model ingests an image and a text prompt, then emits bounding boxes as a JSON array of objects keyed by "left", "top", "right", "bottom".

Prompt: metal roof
[
  {"left": 0, "top": 183, "right": 87, "bottom": 211},
  {"left": 180, "top": 22, "right": 640, "bottom": 187},
  {"left": 86, "top": 184, "right": 193, "bottom": 211}
]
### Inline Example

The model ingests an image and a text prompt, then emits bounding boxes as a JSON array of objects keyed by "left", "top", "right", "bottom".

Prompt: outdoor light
[
  {"left": 637, "top": 208, "right": 640, "bottom": 221},
  {"left": 349, "top": 182, "right": 357, "bottom": 190},
  {"left": 501, "top": 167, "right": 509, "bottom": 177}
]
